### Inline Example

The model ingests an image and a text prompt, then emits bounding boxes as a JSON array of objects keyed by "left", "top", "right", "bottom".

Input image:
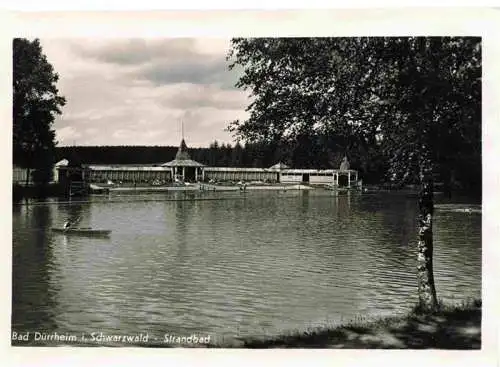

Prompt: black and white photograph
[{"left": 7, "top": 9, "right": 494, "bottom": 364}]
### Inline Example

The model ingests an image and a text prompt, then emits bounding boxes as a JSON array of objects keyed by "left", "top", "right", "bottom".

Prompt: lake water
[{"left": 11, "top": 191, "right": 481, "bottom": 346}]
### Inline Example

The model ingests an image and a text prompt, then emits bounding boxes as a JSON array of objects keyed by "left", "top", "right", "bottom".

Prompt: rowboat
[{"left": 52, "top": 227, "right": 111, "bottom": 237}]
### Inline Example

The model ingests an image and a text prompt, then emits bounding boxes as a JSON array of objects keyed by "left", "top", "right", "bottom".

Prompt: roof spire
[{"left": 181, "top": 120, "right": 184, "bottom": 141}]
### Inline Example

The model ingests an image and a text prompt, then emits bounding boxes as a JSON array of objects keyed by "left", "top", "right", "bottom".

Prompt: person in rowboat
[{"left": 63, "top": 216, "right": 81, "bottom": 230}]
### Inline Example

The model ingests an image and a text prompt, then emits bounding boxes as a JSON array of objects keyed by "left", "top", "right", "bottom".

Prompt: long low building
[
  {"left": 55, "top": 139, "right": 360, "bottom": 188},
  {"left": 85, "top": 165, "right": 172, "bottom": 183},
  {"left": 203, "top": 167, "right": 358, "bottom": 186}
]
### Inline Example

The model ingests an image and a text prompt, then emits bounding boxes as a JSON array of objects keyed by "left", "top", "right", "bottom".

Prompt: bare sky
[{"left": 40, "top": 38, "right": 249, "bottom": 147}]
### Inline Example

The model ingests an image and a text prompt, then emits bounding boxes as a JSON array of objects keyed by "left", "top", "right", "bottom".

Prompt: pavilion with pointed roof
[{"left": 161, "top": 139, "right": 205, "bottom": 182}]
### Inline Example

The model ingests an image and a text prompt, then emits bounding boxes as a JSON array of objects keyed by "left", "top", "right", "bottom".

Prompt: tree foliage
[
  {"left": 13, "top": 38, "right": 66, "bottom": 184},
  {"left": 228, "top": 37, "right": 480, "bottom": 191},
  {"left": 378, "top": 38, "right": 481, "bottom": 188},
  {"left": 227, "top": 38, "right": 383, "bottom": 151}
]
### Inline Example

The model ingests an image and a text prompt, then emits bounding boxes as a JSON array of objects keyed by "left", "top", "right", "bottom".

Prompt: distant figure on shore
[{"left": 340, "top": 156, "right": 350, "bottom": 171}]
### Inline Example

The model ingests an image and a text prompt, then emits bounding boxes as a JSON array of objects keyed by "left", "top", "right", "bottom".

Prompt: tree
[
  {"left": 378, "top": 37, "right": 481, "bottom": 309},
  {"left": 231, "top": 141, "right": 244, "bottom": 166},
  {"left": 228, "top": 37, "right": 481, "bottom": 310},
  {"left": 13, "top": 38, "right": 66, "bottom": 186},
  {"left": 227, "top": 38, "right": 386, "bottom": 150},
  {"left": 208, "top": 140, "right": 220, "bottom": 166}
]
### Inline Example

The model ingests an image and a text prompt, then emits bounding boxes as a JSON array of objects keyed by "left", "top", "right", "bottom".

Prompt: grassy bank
[{"left": 237, "top": 299, "right": 481, "bottom": 349}]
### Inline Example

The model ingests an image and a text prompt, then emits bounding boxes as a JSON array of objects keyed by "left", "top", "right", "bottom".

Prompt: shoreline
[
  {"left": 227, "top": 299, "right": 481, "bottom": 349},
  {"left": 96, "top": 183, "right": 350, "bottom": 193},
  {"left": 11, "top": 299, "right": 481, "bottom": 348}
]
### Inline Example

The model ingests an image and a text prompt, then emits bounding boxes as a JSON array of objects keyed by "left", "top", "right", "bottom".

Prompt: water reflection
[
  {"left": 167, "top": 200, "right": 198, "bottom": 331},
  {"left": 335, "top": 193, "right": 351, "bottom": 218},
  {"left": 11, "top": 192, "right": 481, "bottom": 344},
  {"left": 12, "top": 203, "right": 57, "bottom": 332}
]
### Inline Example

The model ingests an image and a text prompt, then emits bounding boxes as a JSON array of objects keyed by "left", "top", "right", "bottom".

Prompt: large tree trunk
[{"left": 417, "top": 157, "right": 439, "bottom": 310}]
